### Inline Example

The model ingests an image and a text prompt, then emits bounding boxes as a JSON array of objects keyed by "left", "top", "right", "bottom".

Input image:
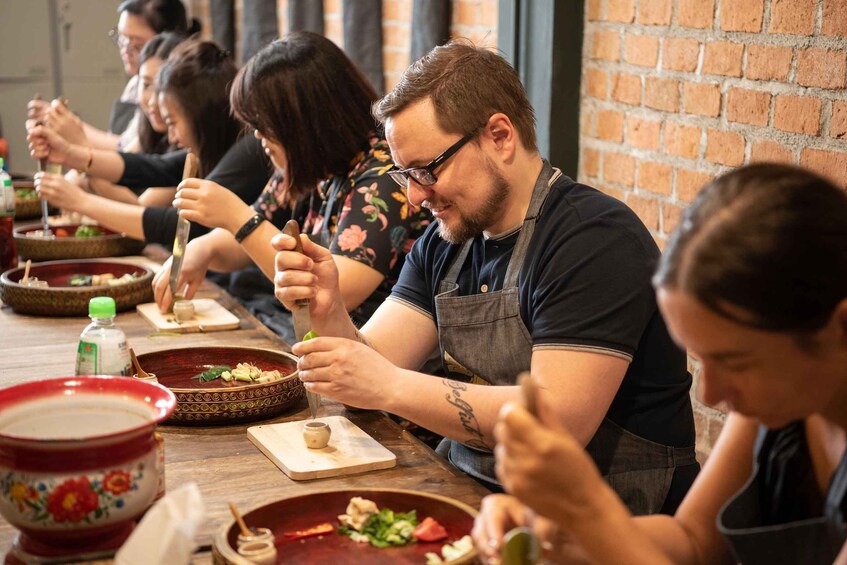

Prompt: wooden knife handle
[
  {"left": 282, "top": 220, "right": 309, "bottom": 307},
  {"left": 282, "top": 219, "right": 305, "bottom": 254},
  {"left": 182, "top": 152, "right": 198, "bottom": 180}
]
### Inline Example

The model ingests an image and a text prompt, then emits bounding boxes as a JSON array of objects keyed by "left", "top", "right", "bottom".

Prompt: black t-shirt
[{"left": 390, "top": 176, "right": 695, "bottom": 449}]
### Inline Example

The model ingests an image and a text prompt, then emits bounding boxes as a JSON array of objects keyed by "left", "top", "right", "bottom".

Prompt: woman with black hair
[
  {"left": 151, "top": 32, "right": 431, "bottom": 341},
  {"left": 474, "top": 163, "right": 847, "bottom": 565},
  {"left": 28, "top": 0, "right": 199, "bottom": 151},
  {"left": 29, "top": 40, "right": 267, "bottom": 246}
]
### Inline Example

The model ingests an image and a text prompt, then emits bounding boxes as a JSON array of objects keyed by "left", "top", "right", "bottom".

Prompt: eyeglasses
[
  {"left": 108, "top": 28, "right": 146, "bottom": 55},
  {"left": 388, "top": 130, "right": 479, "bottom": 189}
]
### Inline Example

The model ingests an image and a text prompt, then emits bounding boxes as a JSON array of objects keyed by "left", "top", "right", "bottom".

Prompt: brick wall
[
  {"left": 580, "top": 0, "right": 847, "bottom": 460},
  {"left": 187, "top": 0, "right": 497, "bottom": 91}
]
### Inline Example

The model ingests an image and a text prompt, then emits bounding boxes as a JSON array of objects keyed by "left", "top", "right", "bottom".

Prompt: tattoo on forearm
[{"left": 442, "top": 379, "right": 489, "bottom": 450}]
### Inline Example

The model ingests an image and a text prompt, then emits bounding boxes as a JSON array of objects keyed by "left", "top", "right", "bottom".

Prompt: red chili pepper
[{"left": 282, "top": 522, "right": 335, "bottom": 540}]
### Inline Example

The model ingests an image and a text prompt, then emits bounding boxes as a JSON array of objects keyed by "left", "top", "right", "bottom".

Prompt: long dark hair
[
  {"left": 230, "top": 31, "right": 379, "bottom": 197},
  {"left": 654, "top": 163, "right": 847, "bottom": 333},
  {"left": 157, "top": 39, "right": 240, "bottom": 177},
  {"left": 117, "top": 0, "right": 201, "bottom": 34},
  {"left": 136, "top": 32, "right": 185, "bottom": 154}
]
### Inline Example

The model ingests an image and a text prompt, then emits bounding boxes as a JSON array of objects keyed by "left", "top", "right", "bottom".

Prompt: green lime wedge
[{"left": 303, "top": 330, "right": 319, "bottom": 341}]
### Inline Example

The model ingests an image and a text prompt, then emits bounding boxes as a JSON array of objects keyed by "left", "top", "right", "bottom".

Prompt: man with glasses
[{"left": 273, "top": 41, "right": 698, "bottom": 514}]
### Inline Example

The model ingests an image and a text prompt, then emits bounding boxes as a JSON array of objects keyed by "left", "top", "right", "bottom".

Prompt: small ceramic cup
[
  {"left": 172, "top": 299, "right": 195, "bottom": 322},
  {"left": 237, "top": 539, "right": 277, "bottom": 564},
  {"left": 303, "top": 421, "right": 331, "bottom": 449},
  {"left": 132, "top": 372, "right": 159, "bottom": 385},
  {"left": 237, "top": 527, "right": 273, "bottom": 548}
]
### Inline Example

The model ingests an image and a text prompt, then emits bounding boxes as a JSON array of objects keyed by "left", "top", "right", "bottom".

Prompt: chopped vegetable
[
  {"left": 68, "top": 274, "right": 93, "bottom": 287},
  {"left": 339, "top": 507, "right": 418, "bottom": 548},
  {"left": 191, "top": 365, "right": 232, "bottom": 382},
  {"left": 283, "top": 522, "right": 334, "bottom": 540},
  {"left": 15, "top": 188, "right": 38, "bottom": 200},
  {"left": 413, "top": 517, "right": 448, "bottom": 542},
  {"left": 425, "top": 535, "right": 474, "bottom": 564},
  {"left": 303, "top": 330, "right": 319, "bottom": 341},
  {"left": 67, "top": 272, "right": 138, "bottom": 287},
  {"left": 74, "top": 225, "right": 104, "bottom": 238}
]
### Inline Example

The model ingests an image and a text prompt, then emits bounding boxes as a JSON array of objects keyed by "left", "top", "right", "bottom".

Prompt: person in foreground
[
  {"left": 474, "top": 163, "right": 847, "bottom": 565},
  {"left": 273, "top": 40, "right": 698, "bottom": 511}
]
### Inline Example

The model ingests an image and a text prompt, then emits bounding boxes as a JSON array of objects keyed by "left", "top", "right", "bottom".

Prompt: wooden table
[{"left": 0, "top": 258, "right": 490, "bottom": 562}]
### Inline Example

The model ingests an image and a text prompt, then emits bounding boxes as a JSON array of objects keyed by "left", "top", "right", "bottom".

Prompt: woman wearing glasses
[
  {"left": 28, "top": 0, "right": 197, "bottom": 151},
  {"left": 150, "top": 32, "right": 431, "bottom": 342}
]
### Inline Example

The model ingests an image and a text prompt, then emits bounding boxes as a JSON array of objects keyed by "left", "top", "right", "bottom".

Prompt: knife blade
[
  {"left": 169, "top": 153, "right": 198, "bottom": 303},
  {"left": 282, "top": 219, "right": 321, "bottom": 419}
]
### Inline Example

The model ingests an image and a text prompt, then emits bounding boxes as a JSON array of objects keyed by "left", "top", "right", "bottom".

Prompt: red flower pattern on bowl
[{"left": 0, "top": 376, "right": 175, "bottom": 559}]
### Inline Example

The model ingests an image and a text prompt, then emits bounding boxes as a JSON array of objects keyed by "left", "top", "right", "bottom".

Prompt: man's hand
[{"left": 291, "top": 336, "right": 402, "bottom": 410}]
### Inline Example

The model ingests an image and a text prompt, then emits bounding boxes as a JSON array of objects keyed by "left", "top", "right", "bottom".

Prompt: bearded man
[{"left": 271, "top": 41, "right": 698, "bottom": 515}]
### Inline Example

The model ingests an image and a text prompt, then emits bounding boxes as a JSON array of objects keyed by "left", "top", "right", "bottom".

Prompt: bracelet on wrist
[{"left": 234, "top": 213, "right": 266, "bottom": 243}]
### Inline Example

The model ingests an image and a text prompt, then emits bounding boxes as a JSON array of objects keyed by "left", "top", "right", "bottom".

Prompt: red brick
[
  {"left": 770, "top": 0, "right": 816, "bottom": 34},
  {"left": 598, "top": 185, "right": 626, "bottom": 202},
  {"left": 626, "top": 194, "right": 660, "bottom": 231},
  {"left": 454, "top": 1, "right": 479, "bottom": 26},
  {"left": 624, "top": 34, "right": 660, "bottom": 67},
  {"left": 597, "top": 110, "right": 625, "bottom": 142},
  {"left": 644, "top": 77, "right": 680, "bottom": 112},
  {"left": 480, "top": 1, "right": 497, "bottom": 27},
  {"left": 774, "top": 95, "right": 822, "bottom": 135},
  {"left": 607, "top": 0, "right": 635, "bottom": 22},
  {"left": 638, "top": 161, "right": 673, "bottom": 195},
  {"left": 677, "top": 168, "right": 713, "bottom": 202},
  {"left": 822, "top": 0, "right": 847, "bottom": 35},
  {"left": 587, "top": 0, "right": 603, "bottom": 21},
  {"left": 665, "top": 122, "right": 701, "bottom": 159},
  {"left": 637, "top": 0, "right": 672, "bottom": 25},
  {"left": 721, "top": 0, "right": 764, "bottom": 32},
  {"left": 583, "top": 148, "right": 600, "bottom": 178},
  {"left": 702, "top": 41, "right": 744, "bottom": 77},
  {"left": 678, "top": 0, "right": 715, "bottom": 28},
  {"left": 604, "top": 152, "right": 636, "bottom": 186},
  {"left": 626, "top": 116, "right": 661, "bottom": 150},
  {"left": 726, "top": 88, "right": 771, "bottom": 127},
  {"left": 585, "top": 68, "right": 608, "bottom": 99},
  {"left": 745, "top": 45, "right": 793, "bottom": 81},
  {"left": 706, "top": 129, "right": 745, "bottom": 167},
  {"left": 662, "top": 202, "right": 685, "bottom": 234},
  {"left": 750, "top": 140, "right": 794, "bottom": 164},
  {"left": 796, "top": 49, "right": 847, "bottom": 90},
  {"left": 663, "top": 37, "right": 700, "bottom": 72},
  {"left": 831, "top": 101, "right": 847, "bottom": 139},
  {"left": 611, "top": 73, "right": 642, "bottom": 105},
  {"left": 800, "top": 148, "right": 847, "bottom": 188},
  {"left": 683, "top": 82, "right": 721, "bottom": 117},
  {"left": 592, "top": 31, "right": 620, "bottom": 61}
]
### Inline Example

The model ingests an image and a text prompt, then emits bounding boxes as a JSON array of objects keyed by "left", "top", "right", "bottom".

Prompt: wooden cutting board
[
  {"left": 136, "top": 299, "right": 240, "bottom": 333},
  {"left": 247, "top": 415, "right": 397, "bottom": 480}
]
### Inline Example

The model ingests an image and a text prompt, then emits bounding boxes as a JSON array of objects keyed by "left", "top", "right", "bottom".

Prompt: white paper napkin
[{"left": 114, "top": 482, "right": 205, "bottom": 565}]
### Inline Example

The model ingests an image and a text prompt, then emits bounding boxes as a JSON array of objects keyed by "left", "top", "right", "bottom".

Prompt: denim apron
[
  {"left": 718, "top": 424, "right": 847, "bottom": 564},
  {"left": 433, "top": 161, "right": 695, "bottom": 513}
]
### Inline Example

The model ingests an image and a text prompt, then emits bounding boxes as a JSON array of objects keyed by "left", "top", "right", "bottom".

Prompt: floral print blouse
[{"left": 252, "top": 133, "right": 431, "bottom": 325}]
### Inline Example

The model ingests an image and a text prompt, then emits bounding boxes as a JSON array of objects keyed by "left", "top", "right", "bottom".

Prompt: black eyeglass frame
[{"left": 388, "top": 129, "right": 480, "bottom": 189}]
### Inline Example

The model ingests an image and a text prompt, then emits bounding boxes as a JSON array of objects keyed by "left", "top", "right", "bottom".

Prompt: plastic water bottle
[
  {"left": 0, "top": 157, "right": 16, "bottom": 271},
  {"left": 76, "top": 297, "right": 131, "bottom": 376}
]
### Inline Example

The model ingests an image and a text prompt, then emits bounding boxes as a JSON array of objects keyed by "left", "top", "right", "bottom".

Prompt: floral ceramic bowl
[{"left": 0, "top": 376, "right": 175, "bottom": 560}]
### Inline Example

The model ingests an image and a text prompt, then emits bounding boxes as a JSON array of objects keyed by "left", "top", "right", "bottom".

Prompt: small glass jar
[
  {"left": 237, "top": 538, "right": 277, "bottom": 564},
  {"left": 303, "top": 421, "right": 331, "bottom": 449},
  {"left": 172, "top": 299, "right": 195, "bottom": 322}
]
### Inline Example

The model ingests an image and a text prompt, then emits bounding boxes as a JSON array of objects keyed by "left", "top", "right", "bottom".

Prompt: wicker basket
[
  {"left": 0, "top": 259, "right": 155, "bottom": 316},
  {"left": 15, "top": 223, "right": 145, "bottom": 261}
]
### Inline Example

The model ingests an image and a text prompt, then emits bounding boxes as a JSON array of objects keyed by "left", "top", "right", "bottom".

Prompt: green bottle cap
[{"left": 89, "top": 296, "right": 116, "bottom": 318}]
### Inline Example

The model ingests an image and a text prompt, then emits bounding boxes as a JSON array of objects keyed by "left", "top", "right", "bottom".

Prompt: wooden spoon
[
  {"left": 129, "top": 348, "right": 151, "bottom": 380},
  {"left": 229, "top": 501, "right": 252, "bottom": 538},
  {"left": 21, "top": 260, "right": 31, "bottom": 285}
]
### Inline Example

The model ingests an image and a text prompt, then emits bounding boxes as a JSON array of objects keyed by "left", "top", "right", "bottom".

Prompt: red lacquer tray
[
  {"left": 212, "top": 489, "right": 478, "bottom": 564},
  {"left": 135, "top": 346, "right": 304, "bottom": 425}
]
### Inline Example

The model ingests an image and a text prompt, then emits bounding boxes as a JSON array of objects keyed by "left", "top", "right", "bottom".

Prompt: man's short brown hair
[{"left": 373, "top": 40, "right": 537, "bottom": 152}]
